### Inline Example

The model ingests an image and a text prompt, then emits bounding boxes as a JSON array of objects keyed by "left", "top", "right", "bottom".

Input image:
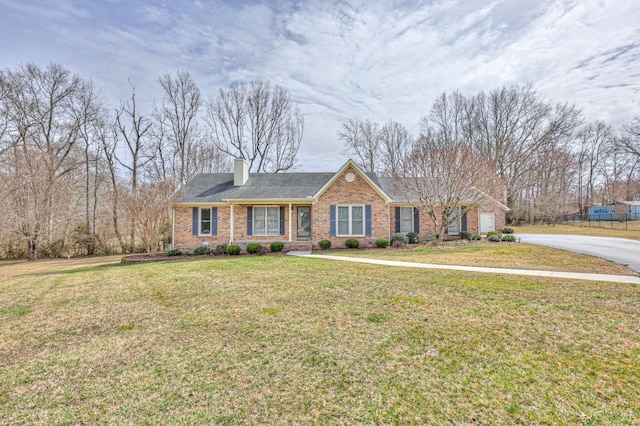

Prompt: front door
[{"left": 297, "top": 206, "right": 311, "bottom": 238}]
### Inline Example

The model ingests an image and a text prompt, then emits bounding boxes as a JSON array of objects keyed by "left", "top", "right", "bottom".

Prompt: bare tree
[
  {"left": 100, "top": 124, "right": 127, "bottom": 252},
  {"left": 0, "top": 63, "right": 85, "bottom": 260},
  {"left": 575, "top": 122, "right": 612, "bottom": 213},
  {"left": 618, "top": 117, "right": 640, "bottom": 158},
  {"left": 155, "top": 70, "right": 202, "bottom": 187},
  {"left": 123, "top": 180, "right": 174, "bottom": 255},
  {"left": 378, "top": 120, "right": 412, "bottom": 176},
  {"left": 205, "top": 80, "right": 303, "bottom": 173},
  {"left": 114, "top": 82, "right": 154, "bottom": 249},
  {"left": 338, "top": 118, "right": 412, "bottom": 176},
  {"left": 338, "top": 118, "right": 380, "bottom": 173},
  {"left": 399, "top": 109, "right": 502, "bottom": 242},
  {"left": 469, "top": 85, "right": 581, "bottom": 222},
  {"left": 74, "top": 78, "right": 109, "bottom": 240}
]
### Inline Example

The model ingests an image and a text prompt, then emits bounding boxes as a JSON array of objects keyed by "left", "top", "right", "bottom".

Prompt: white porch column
[
  {"left": 288, "top": 203, "right": 292, "bottom": 242},
  {"left": 230, "top": 204, "right": 234, "bottom": 244}
]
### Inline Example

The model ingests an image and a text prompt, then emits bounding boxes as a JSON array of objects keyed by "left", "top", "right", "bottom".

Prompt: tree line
[
  {"left": 0, "top": 63, "right": 303, "bottom": 260},
  {"left": 340, "top": 85, "right": 640, "bottom": 227},
  {"left": 1, "top": 63, "right": 639, "bottom": 259}
]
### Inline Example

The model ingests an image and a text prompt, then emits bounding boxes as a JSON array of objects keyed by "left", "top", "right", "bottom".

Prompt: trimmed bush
[
  {"left": 501, "top": 234, "right": 516, "bottom": 242},
  {"left": 345, "top": 238, "right": 360, "bottom": 249},
  {"left": 166, "top": 248, "right": 182, "bottom": 256},
  {"left": 269, "top": 241, "right": 285, "bottom": 252},
  {"left": 246, "top": 243, "right": 263, "bottom": 254},
  {"left": 502, "top": 227, "right": 514, "bottom": 234},
  {"left": 488, "top": 234, "right": 501, "bottom": 242},
  {"left": 375, "top": 238, "right": 390, "bottom": 248},
  {"left": 318, "top": 240, "right": 331, "bottom": 250},
  {"left": 226, "top": 244, "right": 241, "bottom": 255},
  {"left": 391, "top": 233, "right": 408, "bottom": 247},
  {"left": 473, "top": 234, "right": 482, "bottom": 240},
  {"left": 486, "top": 231, "right": 499, "bottom": 238},
  {"left": 406, "top": 232, "right": 419, "bottom": 244},
  {"left": 459, "top": 231, "right": 473, "bottom": 240},
  {"left": 193, "top": 245, "right": 213, "bottom": 255},
  {"left": 215, "top": 244, "right": 227, "bottom": 255}
]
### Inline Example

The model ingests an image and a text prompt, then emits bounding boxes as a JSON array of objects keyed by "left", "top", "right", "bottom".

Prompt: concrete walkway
[{"left": 290, "top": 253, "right": 640, "bottom": 285}]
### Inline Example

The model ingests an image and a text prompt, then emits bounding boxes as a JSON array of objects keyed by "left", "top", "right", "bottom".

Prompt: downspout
[{"left": 289, "top": 203, "right": 292, "bottom": 242}]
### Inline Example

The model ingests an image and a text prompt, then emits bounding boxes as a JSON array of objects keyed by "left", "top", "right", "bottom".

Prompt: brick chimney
[{"left": 234, "top": 158, "right": 249, "bottom": 186}]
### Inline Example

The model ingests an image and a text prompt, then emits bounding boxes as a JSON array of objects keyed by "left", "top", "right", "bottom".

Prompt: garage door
[{"left": 480, "top": 212, "right": 495, "bottom": 234}]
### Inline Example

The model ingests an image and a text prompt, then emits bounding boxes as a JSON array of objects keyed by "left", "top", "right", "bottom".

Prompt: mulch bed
[{"left": 120, "top": 239, "right": 502, "bottom": 264}]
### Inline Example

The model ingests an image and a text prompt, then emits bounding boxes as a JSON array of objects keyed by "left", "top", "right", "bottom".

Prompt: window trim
[
  {"left": 252, "top": 205, "right": 280, "bottom": 236},
  {"left": 336, "top": 204, "right": 365, "bottom": 237},
  {"left": 447, "top": 208, "right": 461, "bottom": 235},
  {"left": 199, "top": 207, "right": 212, "bottom": 236},
  {"left": 399, "top": 206, "right": 414, "bottom": 233}
]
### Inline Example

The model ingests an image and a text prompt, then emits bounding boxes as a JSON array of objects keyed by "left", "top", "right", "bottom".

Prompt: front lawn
[
  {"left": 514, "top": 224, "right": 640, "bottom": 241},
  {"left": 322, "top": 242, "right": 635, "bottom": 275},
  {"left": 1, "top": 256, "right": 639, "bottom": 424}
]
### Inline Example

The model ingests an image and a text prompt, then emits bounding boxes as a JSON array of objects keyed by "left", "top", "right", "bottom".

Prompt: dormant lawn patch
[
  {"left": 1, "top": 255, "right": 638, "bottom": 424},
  {"left": 326, "top": 243, "right": 635, "bottom": 275}
]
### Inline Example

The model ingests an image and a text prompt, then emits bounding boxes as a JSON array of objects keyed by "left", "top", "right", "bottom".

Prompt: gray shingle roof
[{"left": 176, "top": 172, "right": 337, "bottom": 203}]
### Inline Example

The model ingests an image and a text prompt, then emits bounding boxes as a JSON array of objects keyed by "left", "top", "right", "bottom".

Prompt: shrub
[
  {"left": 501, "top": 234, "right": 516, "bottom": 242},
  {"left": 406, "top": 232, "right": 419, "bottom": 244},
  {"left": 215, "top": 244, "right": 227, "bottom": 255},
  {"left": 193, "top": 245, "right": 213, "bottom": 255},
  {"left": 459, "top": 231, "right": 473, "bottom": 240},
  {"left": 166, "top": 248, "right": 182, "bottom": 256},
  {"left": 502, "top": 227, "right": 514, "bottom": 234},
  {"left": 375, "top": 238, "right": 390, "bottom": 248},
  {"left": 270, "top": 241, "right": 285, "bottom": 252},
  {"left": 473, "top": 234, "right": 482, "bottom": 240},
  {"left": 486, "top": 231, "right": 499, "bottom": 238},
  {"left": 390, "top": 233, "right": 408, "bottom": 247},
  {"left": 39, "top": 239, "right": 66, "bottom": 258},
  {"left": 246, "top": 243, "right": 263, "bottom": 254},
  {"left": 226, "top": 244, "right": 241, "bottom": 255},
  {"left": 345, "top": 238, "right": 360, "bottom": 249},
  {"left": 318, "top": 240, "right": 331, "bottom": 250},
  {"left": 488, "top": 234, "right": 501, "bottom": 242}
]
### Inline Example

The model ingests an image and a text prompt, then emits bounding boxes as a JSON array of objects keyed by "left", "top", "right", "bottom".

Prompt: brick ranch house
[{"left": 171, "top": 159, "right": 508, "bottom": 251}]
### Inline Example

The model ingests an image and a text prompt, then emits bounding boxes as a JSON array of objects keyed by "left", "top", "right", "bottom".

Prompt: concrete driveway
[{"left": 516, "top": 234, "right": 640, "bottom": 274}]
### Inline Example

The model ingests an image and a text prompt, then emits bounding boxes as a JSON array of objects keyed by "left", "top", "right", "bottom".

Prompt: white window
[
  {"left": 200, "top": 208, "right": 212, "bottom": 235},
  {"left": 399, "top": 207, "right": 414, "bottom": 233},
  {"left": 253, "top": 206, "right": 280, "bottom": 236},
  {"left": 337, "top": 205, "right": 364, "bottom": 236}
]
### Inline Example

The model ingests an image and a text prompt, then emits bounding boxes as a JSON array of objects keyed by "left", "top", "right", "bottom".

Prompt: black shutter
[
  {"left": 330, "top": 205, "right": 336, "bottom": 236},
  {"left": 212, "top": 207, "right": 218, "bottom": 236},
  {"left": 192, "top": 208, "right": 199, "bottom": 235},
  {"left": 395, "top": 207, "right": 400, "bottom": 233},
  {"left": 247, "top": 207, "right": 253, "bottom": 235},
  {"left": 413, "top": 207, "right": 420, "bottom": 234},
  {"left": 280, "top": 206, "right": 285, "bottom": 235}
]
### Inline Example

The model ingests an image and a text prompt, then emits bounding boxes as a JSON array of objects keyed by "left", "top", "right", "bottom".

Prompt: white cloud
[{"left": 0, "top": 0, "right": 638, "bottom": 171}]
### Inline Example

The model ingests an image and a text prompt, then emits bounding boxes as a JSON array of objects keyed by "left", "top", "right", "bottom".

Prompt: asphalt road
[{"left": 516, "top": 234, "right": 640, "bottom": 275}]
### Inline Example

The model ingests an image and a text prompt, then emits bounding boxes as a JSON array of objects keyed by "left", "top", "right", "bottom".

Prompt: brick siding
[{"left": 173, "top": 165, "right": 507, "bottom": 250}]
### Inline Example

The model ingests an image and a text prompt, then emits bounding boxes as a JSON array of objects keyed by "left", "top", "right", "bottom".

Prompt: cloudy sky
[{"left": 1, "top": 0, "right": 639, "bottom": 170}]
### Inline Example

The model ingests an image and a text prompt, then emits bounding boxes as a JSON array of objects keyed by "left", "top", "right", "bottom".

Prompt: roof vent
[{"left": 234, "top": 158, "right": 249, "bottom": 186}]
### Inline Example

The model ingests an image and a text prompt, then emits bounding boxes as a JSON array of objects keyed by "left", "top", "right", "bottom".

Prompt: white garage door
[{"left": 480, "top": 212, "right": 495, "bottom": 234}]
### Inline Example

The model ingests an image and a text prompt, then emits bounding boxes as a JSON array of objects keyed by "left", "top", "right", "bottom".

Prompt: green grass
[{"left": 1, "top": 256, "right": 639, "bottom": 424}]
